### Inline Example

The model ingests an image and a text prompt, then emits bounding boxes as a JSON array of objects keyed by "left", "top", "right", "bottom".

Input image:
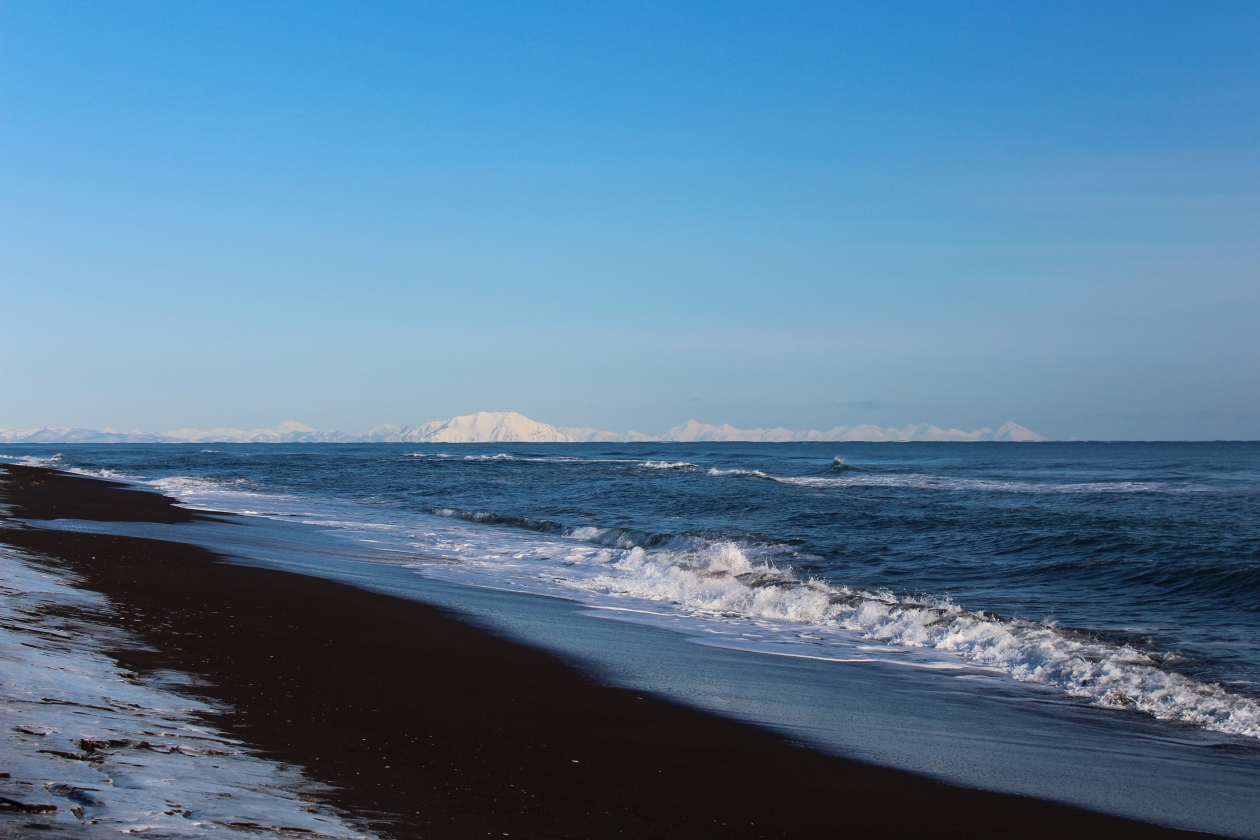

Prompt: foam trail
[
  {"left": 707, "top": 467, "right": 772, "bottom": 479},
  {"left": 706, "top": 466, "right": 1195, "bottom": 494}
]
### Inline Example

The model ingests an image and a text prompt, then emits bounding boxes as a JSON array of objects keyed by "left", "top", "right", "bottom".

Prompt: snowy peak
[
  {"left": 559, "top": 426, "right": 638, "bottom": 443},
  {"left": 657, "top": 420, "right": 1047, "bottom": 443},
  {"left": 992, "top": 422, "right": 1048, "bottom": 442},
  {"left": 400, "top": 412, "right": 571, "bottom": 443},
  {"left": 659, "top": 421, "right": 797, "bottom": 443},
  {"left": 164, "top": 422, "right": 320, "bottom": 443},
  {"left": 0, "top": 427, "right": 170, "bottom": 444}
]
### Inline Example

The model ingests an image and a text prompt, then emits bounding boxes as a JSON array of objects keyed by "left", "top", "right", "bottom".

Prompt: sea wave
[
  {"left": 431, "top": 507, "right": 688, "bottom": 550},
  {"left": 641, "top": 461, "right": 699, "bottom": 470},
  {"left": 553, "top": 539, "right": 1260, "bottom": 739},
  {"left": 431, "top": 507, "right": 565, "bottom": 533},
  {"left": 0, "top": 453, "right": 64, "bottom": 467},
  {"left": 824, "top": 457, "right": 871, "bottom": 473},
  {"left": 414, "top": 501, "right": 1259, "bottom": 738},
  {"left": 410, "top": 453, "right": 636, "bottom": 464},
  {"left": 707, "top": 465, "right": 1195, "bottom": 494},
  {"left": 777, "top": 475, "right": 1186, "bottom": 493},
  {"left": 152, "top": 475, "right": 261, "bottom": 493},
  {"left": 707, "top": 468, "right": 773, "bottom": 479},
  {"left": 67, "top": 467, "right": 127, "bottom": 479}
]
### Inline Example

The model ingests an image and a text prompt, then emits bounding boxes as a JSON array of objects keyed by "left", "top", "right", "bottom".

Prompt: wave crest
[
  {"left": 431, "top": 507, "right": 565, "bottom": 533},
  {"left": 557, "top": 540, "right": 1259, "bottom": 739},
  {"left": 707, "top": 468, "right": 773, "bottom": 479},
  {"left": 704, "top": 464, "right": 1194, "bottom": 494}
]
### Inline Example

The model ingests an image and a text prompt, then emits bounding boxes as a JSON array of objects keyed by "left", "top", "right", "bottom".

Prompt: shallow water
[{"left": 5, "top": 442, "right": 1260, "bottom": 833}]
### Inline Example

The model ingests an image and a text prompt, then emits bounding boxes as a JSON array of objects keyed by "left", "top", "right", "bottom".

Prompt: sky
[{"left": 2, "top": 1, "right": 1257, "bottom": 440}]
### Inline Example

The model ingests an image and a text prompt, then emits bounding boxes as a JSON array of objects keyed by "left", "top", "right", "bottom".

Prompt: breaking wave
[
  {"left": 0, "top": 453, "right": 64, "bottom": 467},
  {"left": 706, "top": 464, "right": 1196, "bottom": 494},
  {"left": 707, "top": 468, "right": 773, "bottom": 479},
  {"left": 554, "top": 538, "right": 1260, "bottom": 739},
  {"left": 776, "top": 475, "right": 1186, "bottom": 493},
  {"left": 153, "top": 475, "right": 260, "bottom": 493},
  {"left": 430, "top": 507, "right": 687, "bottom": 549},
  {"left": 431, "top": 507, "right": 565, "bottom": 534},
  {"left": 410, "top": 453, "right": 635, "bottom": 464},
  {"left": 420, "top": 501, "right": 1259, "bottom": 739},
  {"left": 67, "top": 467, "right": 127, "bottom": 479},
  {"left": 641, "top": 461, "right": 699, "bottom": 470}
]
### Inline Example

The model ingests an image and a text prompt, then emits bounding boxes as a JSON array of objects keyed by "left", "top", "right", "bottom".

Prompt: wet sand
[{"left": 0, "top": 464, "right": 1217, "bottom": 839}]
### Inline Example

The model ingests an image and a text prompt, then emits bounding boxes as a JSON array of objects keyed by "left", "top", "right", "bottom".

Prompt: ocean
[{"left": 4, "top": 441, "right": 1259, "bottom": 835}]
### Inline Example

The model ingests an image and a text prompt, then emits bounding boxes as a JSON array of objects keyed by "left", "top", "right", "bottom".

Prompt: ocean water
[{"left": 4, "top": 442, "right": 1260, "bottom": 834}]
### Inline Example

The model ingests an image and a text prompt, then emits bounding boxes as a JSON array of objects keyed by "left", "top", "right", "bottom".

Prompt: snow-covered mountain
[
  {"left": 0, "top": 414, "right": 1048, "bottom": 444},
  {"left": 0, "top": 427, "right": 171, "bottom": 444},
  {"left": 361, "top": 412, "right": 573, "bottom": 443},
  {"left": 164, "top": 421, "right": 328, "bottom": 444},
  {"left": 656, "top": 420, "right": 1047, "bottom": 443},
  {"left": 559, "top": 426, "right": 658, "bottom": 443},
  {"left": 0, "top": 422, "right": 354, "bottom": 445}
]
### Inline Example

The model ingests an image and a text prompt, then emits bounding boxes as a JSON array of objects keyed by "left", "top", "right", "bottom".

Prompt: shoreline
[{"left": 0, "top": 465, "right": 1219, "bottom": 839}]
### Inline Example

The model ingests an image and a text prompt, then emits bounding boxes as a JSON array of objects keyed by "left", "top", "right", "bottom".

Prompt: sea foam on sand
[{"left": 0, "top": 545, "right": 373, "bottom": 838}]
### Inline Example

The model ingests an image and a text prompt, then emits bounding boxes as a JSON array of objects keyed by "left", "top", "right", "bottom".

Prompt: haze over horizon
[
  {"left": 3, "top": 2, "right": 1258, "bottom": 440},
  {"left": 0, "top": 411, "right": 1050, "bottom": 443}
]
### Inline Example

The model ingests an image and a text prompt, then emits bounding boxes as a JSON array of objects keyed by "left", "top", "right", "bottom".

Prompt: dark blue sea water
[{"left": 5, "top": 442, "right": 1260, "bottom": 834}]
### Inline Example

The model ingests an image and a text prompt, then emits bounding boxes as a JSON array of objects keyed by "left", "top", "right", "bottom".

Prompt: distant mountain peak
[{"left": 992, "top": 422, "right": 1048, "bottom": 442}]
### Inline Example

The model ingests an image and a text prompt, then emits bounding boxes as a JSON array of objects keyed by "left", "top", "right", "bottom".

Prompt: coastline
[{"left": 0, "top": 465, "right": 1219, "bottom": 839}]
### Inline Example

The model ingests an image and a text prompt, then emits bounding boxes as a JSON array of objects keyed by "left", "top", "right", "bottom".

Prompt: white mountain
[
  {"left": 653, "top": 420, "right": 1045, "bottom": 443},
  {"left": 657, "top": 421, "right": 798, "bottom": 443},
  {"left": 0, "top": 427, "right": 170, "bottom": 444},
  {"left": 558, "top": 426, "right": 647, "bottom": 443},
  {"left": 164, "top": 421, "right": 324, "bottom": 444},
  {"left": 992, "top": 422, "right": 1048, "bottom": 442},
  {"left": 396, "top": 412, "right": 572, "bottom": 443},
  {"left": 0, "top": 415, "right": 1048, "bottom": 444}
]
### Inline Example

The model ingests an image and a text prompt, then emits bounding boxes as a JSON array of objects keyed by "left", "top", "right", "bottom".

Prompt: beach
[{"left": 0, "top": 463, "right": 1222, "bottom": 838}]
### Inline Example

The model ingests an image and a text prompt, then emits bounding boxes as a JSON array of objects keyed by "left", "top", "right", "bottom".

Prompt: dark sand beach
[{"left": 0, "top": 464, "right": 1218, "bottom": 839}]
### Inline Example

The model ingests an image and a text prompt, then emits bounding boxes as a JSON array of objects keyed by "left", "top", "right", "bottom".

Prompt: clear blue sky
[{"left": 2, "top": 1, "right": 1257, "bottom": 439}]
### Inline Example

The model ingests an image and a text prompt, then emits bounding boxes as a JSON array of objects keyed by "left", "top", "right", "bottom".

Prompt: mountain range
[{"left": 0, "top": 412, "right": 1048, "bottom": 444}]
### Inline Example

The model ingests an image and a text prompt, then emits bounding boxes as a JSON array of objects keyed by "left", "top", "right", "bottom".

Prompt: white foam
[
  {"left": 641, "top": 461, "right": 699, "bottom": 470},
  {"left": 0, "top": 453, "right": 64, "bottom": 467},
  {"left": 148, "top": 476, "right": 280, "bottom": 514},
  {"left": 66, "top": 467, "right": 127, "bottom": 479},
  {"left": 548, "top": 542, "right": 1260, "bottom": 739},
  {"left": 706, "top": 467, "right": 772, "bottom": 479},
  {"left": 408, "top": 453, "right": 635, "bottom": 465},
  {"left": 0, "top": 545, "right": 373, "bottom": 837},
  {"left": 707, "top": 467, "right": 1200, "bottom": 494}
]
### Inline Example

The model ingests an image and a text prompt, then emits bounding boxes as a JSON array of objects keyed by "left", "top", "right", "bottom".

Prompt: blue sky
[{"left": 2, "top": 1, "right": 1257, "bottom": 439}]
